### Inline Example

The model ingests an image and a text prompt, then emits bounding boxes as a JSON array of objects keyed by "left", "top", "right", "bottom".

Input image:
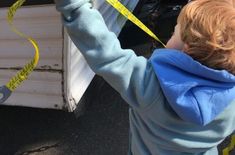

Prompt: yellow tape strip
[
  {"left": 223, "top": 135, "right": 235, "bottom": 155},
  {"left": 6, "top": 0, "right": 39, "bottom": 91},
  {"left": 106, "top": 0, "right": 166, "bottom": 47}
]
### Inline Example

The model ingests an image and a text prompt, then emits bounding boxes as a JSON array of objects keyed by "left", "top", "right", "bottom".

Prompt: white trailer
[{"left": 0, "top": 1, "right": 139, "bottom": 112}]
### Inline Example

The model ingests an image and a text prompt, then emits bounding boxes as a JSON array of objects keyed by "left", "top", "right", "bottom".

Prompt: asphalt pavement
[{"left": 0, "top": 76, "right": 129, "bottom": 155}]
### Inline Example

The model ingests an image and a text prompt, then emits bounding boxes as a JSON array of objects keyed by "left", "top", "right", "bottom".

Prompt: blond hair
[{"left": 178, "top": 0, "right": 235, "bottom": 74}]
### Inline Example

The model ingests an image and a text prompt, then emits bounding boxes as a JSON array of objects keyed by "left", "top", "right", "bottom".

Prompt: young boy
[{"left": 54, "top": 0, "right": 235, "bottom": 154}]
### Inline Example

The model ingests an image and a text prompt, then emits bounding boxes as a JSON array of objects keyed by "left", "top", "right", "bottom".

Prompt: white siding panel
[
  {"left": 5, "top": 93, "right": 64, "bottom": 110},
  {"left": 0, "top": 5, "right": 65, "bottom": 110},
  {"left": 0, "top": 70, "right": 64, "bottom": 109},
  {"left": 64, "top": 37, "right": 95, "bottom": 111},
  {"left": 0, "top": 5, "right": 63, "bottom": 70},
  {"left": 0, "top": 5, "right": 62, "bottom": 39},
  {"left": 0, "top": 38, "right": 63, "bottom": 69},
  {"left": 0, "top": 16, "right": 62, "bottom": 40},
  {"left": 0, "top": 5, "right": 59, "bottom": 19}
]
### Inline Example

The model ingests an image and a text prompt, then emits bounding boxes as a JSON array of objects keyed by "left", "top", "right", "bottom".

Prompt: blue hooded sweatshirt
[
  {"left": 150, "top": 49, "right": 235, "bottom": 126},
  {"left": 54, "top": 0, "right": 235, "bottom": 154}
]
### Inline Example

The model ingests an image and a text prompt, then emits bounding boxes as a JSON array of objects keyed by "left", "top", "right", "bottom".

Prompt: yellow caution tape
[
  {"left": 223, "top": 135, "right": 235, "bottom": 155},
  {"left": 0, "top": 0, "right": 39, "bottom": 103},
  {"left": 106, "top": 0, "right": 166, "bottom": 47}
]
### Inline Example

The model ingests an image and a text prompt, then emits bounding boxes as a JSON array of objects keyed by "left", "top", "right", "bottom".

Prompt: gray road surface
[{"left": 0, "top": 76, "right": 129, "bottom": 155}]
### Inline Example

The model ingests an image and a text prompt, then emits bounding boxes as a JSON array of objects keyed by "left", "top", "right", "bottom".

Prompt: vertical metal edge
[{"left": 63, "top": 27, "right": 78, "bottom": 112}]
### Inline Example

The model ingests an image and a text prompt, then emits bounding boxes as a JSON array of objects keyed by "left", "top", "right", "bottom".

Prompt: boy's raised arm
[{"left": 54, "top": 0, "right": 162, "bottom": 109}]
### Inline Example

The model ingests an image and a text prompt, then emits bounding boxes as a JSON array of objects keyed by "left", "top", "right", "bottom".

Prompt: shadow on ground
[{"left": 0, "top": 76, "right": 234, "bottom": 155}]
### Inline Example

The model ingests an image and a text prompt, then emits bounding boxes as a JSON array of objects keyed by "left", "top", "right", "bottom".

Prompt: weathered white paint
[
  {"left": 0, "top": 5, "right": 63, "bottom": 70},
  {"left": 0, "top": 1, "right": 139, "bottom": 111},
  {"left": 0, "top": 38, "right": 63, "bottom": 70},
  {"left": 0, "top": 70, "right": 63, "bottom": 109},
  {"left": 63, "top": 34, "right": 95, "bottom": 111}
]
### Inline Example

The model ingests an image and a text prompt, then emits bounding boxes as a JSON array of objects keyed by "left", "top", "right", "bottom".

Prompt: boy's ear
[{"left": 183, "top": 44, "right": 189, "bottom": 52}]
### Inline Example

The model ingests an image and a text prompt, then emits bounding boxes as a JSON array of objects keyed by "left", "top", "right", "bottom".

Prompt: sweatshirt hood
[{"left": 150, "top": 49, "right": 235, "bottom": 126}]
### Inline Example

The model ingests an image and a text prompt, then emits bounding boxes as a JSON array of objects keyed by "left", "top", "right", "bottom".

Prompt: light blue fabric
[
  {"left": 150, "top": 49, "right": 235, "bottom": 126},
  {"left": 54, "top": 0, "right": 235, "bottom": 154}
]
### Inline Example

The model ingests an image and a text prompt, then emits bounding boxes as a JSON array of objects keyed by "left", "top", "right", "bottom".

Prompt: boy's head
[{"left": 166, "top": 0, "right": 235, "bottom": 75}]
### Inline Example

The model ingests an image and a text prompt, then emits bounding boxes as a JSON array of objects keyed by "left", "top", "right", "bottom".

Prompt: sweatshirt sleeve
[{"left": 54, "top": 0, "right": 162, "bottom": 109}]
